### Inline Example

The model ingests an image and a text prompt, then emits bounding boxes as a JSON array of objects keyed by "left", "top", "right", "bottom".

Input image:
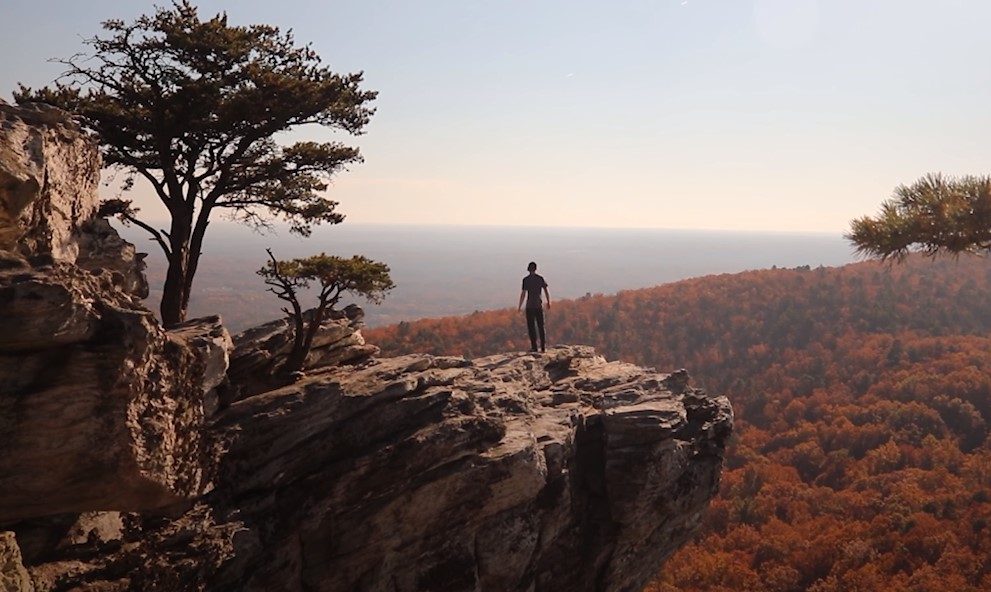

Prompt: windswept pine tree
[
  {"left": 16, "top": 1, "right": 376, "bottom": 325},
  {"left": 847, "top": 173, "right": 991, "bottom": 260}
]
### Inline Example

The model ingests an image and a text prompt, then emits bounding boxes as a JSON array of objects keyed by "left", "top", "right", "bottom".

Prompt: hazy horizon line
[{"left": 118, "top": 218, "right": 851, "bottom": 237}]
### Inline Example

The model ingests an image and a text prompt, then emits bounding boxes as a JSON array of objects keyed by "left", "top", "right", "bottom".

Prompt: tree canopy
[
  {"left": 847, "top": 173, "right": 991, "bottom": 260},
  {"left": 15, "top": 1, "right": 377, "bottom": 326}
]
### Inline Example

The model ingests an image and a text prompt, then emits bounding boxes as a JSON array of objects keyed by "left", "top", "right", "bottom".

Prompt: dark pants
[{"left": 526, "top": 307, "right": 545, "bottom": 351}]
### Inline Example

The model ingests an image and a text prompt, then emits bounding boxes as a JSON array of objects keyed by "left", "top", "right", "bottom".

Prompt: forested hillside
[{"left": 363, "top": 255, "right": 991, "bottom": 591}]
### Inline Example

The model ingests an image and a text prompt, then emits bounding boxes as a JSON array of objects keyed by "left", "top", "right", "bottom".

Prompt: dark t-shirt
[{"left": 522, "top": 273, "right": 547, "bottom": 309}]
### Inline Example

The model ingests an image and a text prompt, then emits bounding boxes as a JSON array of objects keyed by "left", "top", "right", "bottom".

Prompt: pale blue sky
[{"left": 3, "top": 0, "right": 990, "bottom": 232}]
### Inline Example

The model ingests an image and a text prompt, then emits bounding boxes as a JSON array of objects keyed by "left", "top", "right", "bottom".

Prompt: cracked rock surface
[{"left": 208, "top": 346, "right": 732, "bottom": 592}]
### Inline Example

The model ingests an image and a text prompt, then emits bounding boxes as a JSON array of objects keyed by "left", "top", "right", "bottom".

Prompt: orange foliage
[{"left": 364, "top": 255, "right": 991, "bottom": 591}]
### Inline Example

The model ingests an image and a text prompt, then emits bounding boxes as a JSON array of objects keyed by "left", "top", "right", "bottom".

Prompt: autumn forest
[{"left": 364, "top": 255, "right": 991, "bottom": 591}]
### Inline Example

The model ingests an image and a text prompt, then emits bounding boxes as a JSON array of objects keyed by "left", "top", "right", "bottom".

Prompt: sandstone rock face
[
  {"left": 0, "top": 99, "right": 734, "bottom": 591},
  {"left": 0, "top": 263, "right": 222, "bottom": 523},
  {"left": 210, "top": 346, "right": 732, "bottom": 592},
  {"left": 0, "top": 102, "right": 100, "bottom": 262},
  {"left": 8, "top": 347, "right": 731, "bottom": 592},
  {"left": 0, "top": 102, "right": 226, "bottom": 523},
  {"left": 75, "top": 217, "right": 149, "bottom": 298},
  {"left": 0, "top": 532, "right": 32, "bottom": 592},
  {"left": 0, "top": 102, "right": 146, "bottom": 296},
  {"left": 228, "top": 302, "right": 379, "bottom": 396}
]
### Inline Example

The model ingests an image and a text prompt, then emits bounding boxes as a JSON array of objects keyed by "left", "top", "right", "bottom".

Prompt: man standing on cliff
[{"left": 518, "top": 261, "right": 551, "bottom": 353}]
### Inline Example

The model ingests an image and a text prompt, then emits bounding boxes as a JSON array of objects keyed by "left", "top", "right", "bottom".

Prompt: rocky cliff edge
[{"left": 0, "top": 100, "right": 733, "bottom": 592}]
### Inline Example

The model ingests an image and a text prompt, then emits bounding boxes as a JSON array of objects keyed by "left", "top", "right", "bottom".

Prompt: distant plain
[{"left": 117, "top": 222, "right": 860, "bottom": 333}]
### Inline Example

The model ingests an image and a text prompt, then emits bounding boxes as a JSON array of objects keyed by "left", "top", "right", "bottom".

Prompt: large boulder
[
  {"left": 0, "top": 101, "right": 100, "bottom": 262},
  {"left": 0, "top": 101, "right": 146, "bottom": 296},
  {"left": 0, "top": 101, "right": 227, "bottom": 523},
  {"left": 0, "top": 263, "right": 221, "bottom": 522}
]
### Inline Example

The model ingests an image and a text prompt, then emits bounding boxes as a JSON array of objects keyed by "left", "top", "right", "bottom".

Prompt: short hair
[{"left": 527, "top": 261, "right": 537, "bottom": 272}]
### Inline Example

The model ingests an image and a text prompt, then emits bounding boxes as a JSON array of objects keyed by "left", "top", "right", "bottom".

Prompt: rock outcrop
[
  {"left": 0, "top": 103, "right": 219, "bottom": 524},
  {"left": 210, "top": 347, "right": 731, "bottom": 591},
  {"left": 0, "top": 100, "right": 734, "bottom": 591},
  {"left": 0, "top": 100, "right": 100, "bottom": 261},
  {"left": 227, "top": 303, "right": 379, "bottom": 397}
]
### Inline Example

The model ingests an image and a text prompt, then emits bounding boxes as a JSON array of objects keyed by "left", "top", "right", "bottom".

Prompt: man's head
[{"left": 527, "top": 261, "right": 537, "bottom": 272}]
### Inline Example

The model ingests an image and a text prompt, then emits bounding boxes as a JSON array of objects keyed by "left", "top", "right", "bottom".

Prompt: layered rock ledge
[
  {"left": 8, "top": 346, "right": 732, "bottom": 592},
  {"left": 212, "top": 346, "right": 732, "bottom": 591}
]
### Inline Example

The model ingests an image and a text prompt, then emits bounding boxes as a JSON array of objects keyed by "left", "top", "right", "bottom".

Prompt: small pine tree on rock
[{"left": 258, "top": 249, "right": 394, "bottom": 376}]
